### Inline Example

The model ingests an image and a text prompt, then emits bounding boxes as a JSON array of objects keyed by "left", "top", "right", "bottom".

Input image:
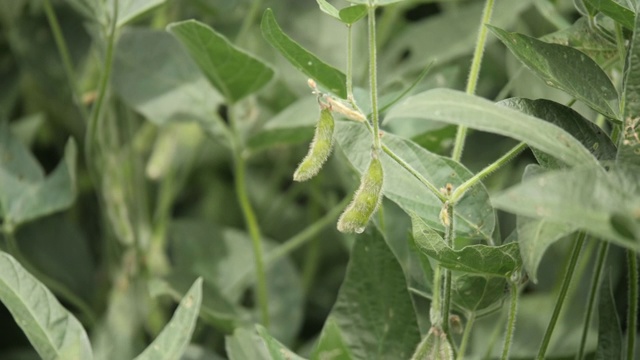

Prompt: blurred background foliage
[{"left": 0, "top": 0, "right": 629, "bottom": 358}]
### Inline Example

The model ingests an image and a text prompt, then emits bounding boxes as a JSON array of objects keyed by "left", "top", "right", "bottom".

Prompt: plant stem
[
  {"left": 451, "top": 0, "right": 495, "bottom": 161},
  {"left": 502, "top": 282, "right": 519, "bottom": 360},
  {"left": 450, "top": 142, "right": 527, "bottom": 204},
  {"left": 441, "top": 203, "right": 454, "bottom": 335},
  {"left": 367, "top": 5, "right": 381, "bottom": 150},
  {"left": 42, "top": 0, "right": 88, "bottom": 120},
  {"left": 381, "top": 144, "right": 446, "bottom": 202},
  {"left": 456, "top": 312, "right": 476, "bottom": 360},
  {"left": 346, "top": 24, "right": 355, "bottom": 103},
  {"left": 627, "top": 250, "right": 638, "bottom": 360},
  {"left": 236, "top": 0, "right": 263, "bottom": 45},
  {"left": 430, "top": 264, "right": 443, "bottom": 326},
  {"left": 577, "top": 241, "right": 609, "bottom": 360},
  {"left": 537, "top": 232, "right": 586, "bottom": 360}
]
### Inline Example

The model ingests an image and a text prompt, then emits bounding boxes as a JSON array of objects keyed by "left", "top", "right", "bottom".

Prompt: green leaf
[
  {"left": 311, "top": 228, "right": 420, "bottom": 360},
  {"left": 499, "top": 98, "right": 617, "bottom": 168},
  {"left": 595, "top": 274, "right": 622, "bottom": 360},
  {"left": 488, "top": 25, "right": 620, "bottom": 119},
  {"left": 256, "top": 325, "right": 307, "bottom": 360},
  {"left": 411, "top": 214, "right": 521, "bottom": 278},
  {"left": 451, "top": 274, "right": 506, "bottom": 314},
  {"left": 134, "top": 278, "right": 203, "bottom": 360},
  {"left": 493, "top": 164, "right": 640, "bottom": 250},
  {"left": 0, "top": 251, "right": 92, "bottom": 360},
  {"left": 0, "top": 124, "right": 77, "bottom": 227},
  {"left": 386, "top": 89, "right": 599, "bottom": 167},
  {"left": 345, "top": 0, "right": 406, "bottom": 5},
  {"left": 311, "top": 319, "right": 352, "bottom": 360},
  {"left": 335, "top": 122, "right": 495, "bottom": 240},
  {"left": 167, "top": 20, "right": 274, "bottom": 103},
  {"left": 226, "top": 327, "right": 270, "bottom": 360},
  {"left": 66, "top": 0, "right": 167, "bottom": 27},
  {"left": 315, "top": 0, "right": 340, "bottom": 19},
  {"left": 619, "top": 6, "right": 640, "bottom": 166},
  {"left": 542, "top": 18, "right": 618, "bottom": 66},
  {"left": 261, "top": 9, "right": 347, "bottom": 99},
  {"left": 113, "top": 29, "right": 224, "bottom": 129},
  {"left": 339, "top": 5, "right": 368, "bottom": 24},
  {"left": 584, "top": 0, "right": 635, "bottom": 30}
]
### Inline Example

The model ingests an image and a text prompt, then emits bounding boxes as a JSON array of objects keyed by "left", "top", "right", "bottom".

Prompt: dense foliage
[{"left": 0, "top": 0, "right": 639, "bottom": 359}]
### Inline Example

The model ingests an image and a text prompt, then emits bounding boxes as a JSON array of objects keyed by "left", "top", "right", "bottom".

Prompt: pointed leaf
[
  {"left": 0, "top": 251, "right": 93, "bottom": 360},
  {"left": 339, "top": 5, "right": 367, "bottom": 24},
  {"left": 493, "top": 164, "right": 640, "bottom": 249},
  {"left": 335, "top": 122, "right": 495, "bottom": 240},
  {"left": 386, "top": 89, "right": 599, "bottom": 167},
  {"left": 489, "top": 25, "right": 619, "bottom": 119},
  {"left": 346, "top": 0, "right": 406, "bottom": 5},
  {"left": 499, "top": 98, "right": 617, "bottom": 168},
  {"left": 584, "top": 0, "right": 635, "bottom": 30},
  {"left": 256, "top": 325, "right": 307, "bottom": 360},
  {"left": 594, "top": 273, "right": 622, "bottom": 360},
  {"left": 311, "top": 228, "right": 420, "bottom": 360},
  {"left": 315, "top": 0, "right": 340, "bottom": 19},
  {"left": 619, "top": 7, "right": 640, "bottom": 166},
  {"left": 134, "top": 278, "right": 203, "bottom": 360},
  {"left": 411, "top": 214, "right": 521, "bottom": 278},
  {"left": 109, "top": 0, "right": 167, "bottom": 28},
  {"left": 0, "top": 126, "right": 77, "bottom": 227},
  {"left": 261, "top": 9, "right": 347, "bottom": 99},
  {"left": 167, "top": 20, "right": 274, "bottom": 103},
  {"left": 226, "top": 327, "right": 270, "bottom": 360}
]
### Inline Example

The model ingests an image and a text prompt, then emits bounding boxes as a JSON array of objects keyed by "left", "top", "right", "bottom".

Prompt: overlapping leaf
[
  {"left": 584, "top": 0, "right": 635, "bottom": 30},
  {"left": 168, "top": 20, "right": 274, "bottom": 103},
  {"left": 256, "top": 325, "right": 307, "bottom": 360}
]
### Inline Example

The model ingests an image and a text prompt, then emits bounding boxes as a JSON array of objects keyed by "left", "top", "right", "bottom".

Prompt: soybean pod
[
  {"left": 293, "top": 108, "right": 335, "bottom": 182},
  {"left": 337, "top": 155, "right": 384, "bottom": 234}
]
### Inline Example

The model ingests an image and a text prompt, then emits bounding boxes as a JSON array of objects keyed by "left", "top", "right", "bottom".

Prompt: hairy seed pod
[
  {"left": 293, "top": 108, "right": 335, "bottom": 181},
  {"left": 337, "top": 156, "right": 384, "bottom": 234}
]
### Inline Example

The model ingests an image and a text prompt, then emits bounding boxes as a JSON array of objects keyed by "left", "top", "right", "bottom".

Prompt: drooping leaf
[
  {"left": 594, "top": 274, "right": 622, "bottom": 360},
  {"left": 0, "top": 251, "right": 93, "bottom": 360},
  {"left": 311, "top": 228, "right": 420, "bottom": 360},
  {"left": 493, "top": 164, "right": 640, "bottom": 249},
  {"left": 584, "top": 0, "right": 635, "bottom": 30},
  {"left": 339, "top": 5, "right": 368, "bottom": 24},
  {"left": 113, "top": 29, "right": 224, "bottom": 130},
  {"left": 411, "top": 215, "right": 521, "bottom": 278},
  {"left": 256, "top": 325, "right": 307, "bottom": 360},
  {"left": 335, "top": 122, "right": 495, "bottom": 240},
  {"left": 0, "top": 124, "right": 77, "bottom": 227},
  {"left": 134, "top": 278, "right": 202, "bottom": 360},
  {"left": 261, "top": 9, "right": 347, "bottom": 99},
  {"left": 386, "top": 89, "right": 599, "bottom": 167},
  {"left": 168, "top": 20, "right": 274, "bottom": 103},
  {"left": 489, "top": 25, "right": 620, "bottom": 119},
  {"left": 499, "top": 97, "right": 617, "bottom": 168},
  {"left": 619, "top": 6, "right": 640, "bottom": 166}
]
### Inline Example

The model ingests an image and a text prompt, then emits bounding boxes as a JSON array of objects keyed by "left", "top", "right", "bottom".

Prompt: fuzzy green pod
[
  {"left": 293, "top": 108, "right": 335, "bottom": 181},
  {"left": 337, "top": 156, "right": 384, "bottom": 234}
]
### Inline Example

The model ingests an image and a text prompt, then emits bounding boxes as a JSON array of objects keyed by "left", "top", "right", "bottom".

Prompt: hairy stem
[
  {"left": 456, "top": 312, "right": 476, "bottom": 360},
  {"left": 451, "top": 0, "right": 495, "bottom": 161},
  {"left": 367, "top": 5, "right": 381, "bottom": 150},
  {"left": 441, "top": 203, "right": 455, "bottom": 335},
  {"left": 502, "top": 282, "right": 519, "bottom": 360},
  {"left": 381, "top": 144, "right": 446, "bottom": 202},
  {"left": 537, "top": 232, "right": 586, "bottom": 360},
  {"left": 577, "top": 242, "right": 609, "bottom": 360}
]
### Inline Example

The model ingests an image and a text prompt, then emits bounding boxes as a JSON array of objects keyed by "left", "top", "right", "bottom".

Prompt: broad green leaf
[
  {"left": 261, "top": 9, "right": 347, "bottom": 99},
  {"left": 311, "top": 319, "right": 352, "bottom": 360},
  {"left": 339, "top": 5, "right": 368, "bottom": 24},
  {"left": 489, "top": 26, "right": 620, "bottom": 119},
  {"left": 619, "top": 6, "right": 640, "bottom": 166},
  {"left": 542, "top": 18, "right": 618, "bottom": 66},
  {"left": 134, "top": 278, "right": 203, "bottom": 360},
  {"left": 113, "top": 29, "right": 224, "bottom": 129},
  {"left": 499, "top": 98, "right": 617, "bottom": 168},
  {"left": 584, "top": 0, "right": 635, "bottom": 30},
  {"left": 411, "top": 215, "right": 521, "bottom": 278},
  {"left": 451, "top": 274, "right": 506, "bottom": 314},
  {"left": 386, "top": 89, "right": 599, "bottom": 167},
  {"left": 493, "top": 164, "right": 640, "bottom": 250},
  {"left": 595, "top": 274, "right": 622, "bottom": 360},
  {"left": 256, "top": 325, "right": 307, "bottom": 360},
  {"left": 65, "top": 0, "right": 166, "bottom": 27},
  {"left": 167, "top": 20, "right": 274, "bottom": 103},
  {"left": 336, "top": 122, "right": 495, "bottom": 240},
  {"left": 0, "top": 251, "right": 92, "bottom": 360},
  {"left": 226, "top": 327, "right": 270, "bottom": 360},
  {"left": 311, "top": 228, "right": 420, "bottom": 360},
  {"left": 0, "top": 125, "right": 77, "bottom": 227},
  {"left": 315, "top": 0, "right": 340, "bottom": 19}
]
